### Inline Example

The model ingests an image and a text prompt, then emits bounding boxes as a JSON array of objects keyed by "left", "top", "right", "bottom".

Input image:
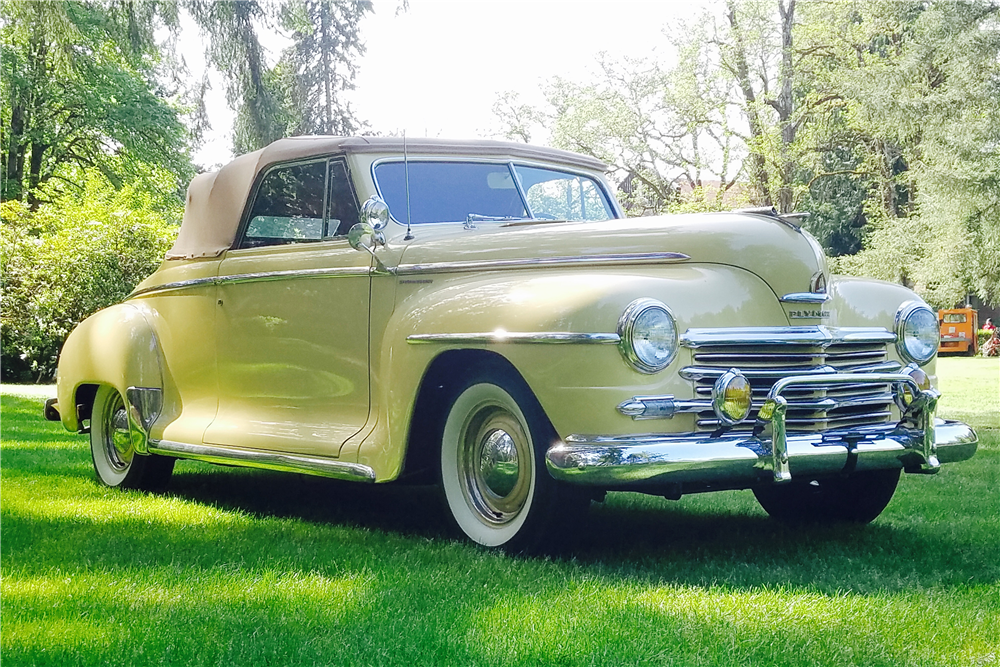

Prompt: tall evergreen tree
[{"left": 0, "top": 0, "right": 192, "bottom": 207}]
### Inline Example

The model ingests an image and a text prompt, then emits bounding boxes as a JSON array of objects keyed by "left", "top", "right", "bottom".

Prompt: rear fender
[{"left": 56, "top": 303, "right": 165, "bottom": 449}]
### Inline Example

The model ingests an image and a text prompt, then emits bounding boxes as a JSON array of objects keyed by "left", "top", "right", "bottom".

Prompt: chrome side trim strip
[
  {"left": 129, "top": 277, "right": 217, "bottom": 298},
  {"left": 148, "top": 440, "right": 377, "bottom": 482},
  {"left": 780, "top": 292, "right": 832, "bottom": 304},
  {"left": 129, "top": 266, "right": 372, "bottom": 298},
  {"left": 394, "top": 251, "right": 690, "bottom": 276},
  {"left": 545, "top": 420, "right": 977, "bottom": 488},
  {"left": 680, "top": 326, "right": 896, "bottom": 348},
  {"left": 407, "top": 331, "right": 621, "bottom": 345}
]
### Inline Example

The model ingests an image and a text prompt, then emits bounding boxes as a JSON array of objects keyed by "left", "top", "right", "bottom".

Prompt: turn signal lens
[{"left": 713, "top": 369, "right": 752, "bottom": 426}]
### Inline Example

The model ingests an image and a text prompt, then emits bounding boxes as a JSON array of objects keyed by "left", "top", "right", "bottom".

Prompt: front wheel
[
  {"left": 439, "top": 374, "right": 585, "bottom": 551},
  {"left": 90, "top": 384, "right": 174, "bottom": 491},
  {"left": 752, "top": 468, "right": 901, "bottom": 524}
]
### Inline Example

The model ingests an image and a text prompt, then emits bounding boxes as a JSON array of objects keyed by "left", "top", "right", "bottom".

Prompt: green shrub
[{"left": 1, "top": 171, "right": 179, "bottom": 382}]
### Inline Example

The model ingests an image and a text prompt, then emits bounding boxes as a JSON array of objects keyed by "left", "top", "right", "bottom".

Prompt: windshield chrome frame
[{"left": 369, "top": 156, "right": 622, "bottom": 227}]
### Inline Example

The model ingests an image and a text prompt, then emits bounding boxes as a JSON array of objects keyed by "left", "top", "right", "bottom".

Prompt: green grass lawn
[{"left": 2, "top": 359, "right": 998, "bottom": 666}]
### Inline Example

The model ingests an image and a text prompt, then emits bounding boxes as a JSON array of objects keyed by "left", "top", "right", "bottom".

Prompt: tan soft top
[{"left": 166, "top": 136, "right": 609, "bottom": 260}]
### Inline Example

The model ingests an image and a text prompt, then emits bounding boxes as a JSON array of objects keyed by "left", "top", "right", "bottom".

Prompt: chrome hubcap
[
  {"left": 461, "top": 406, "right": 531, "bottom": 525},
  {"left": 104, "top": 392, "right": 133, "bottom": 471}
]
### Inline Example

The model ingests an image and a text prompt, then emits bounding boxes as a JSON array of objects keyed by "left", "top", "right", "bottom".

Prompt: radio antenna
[{"left": 403, "top": 130, "right": 413, "bottom": 241}]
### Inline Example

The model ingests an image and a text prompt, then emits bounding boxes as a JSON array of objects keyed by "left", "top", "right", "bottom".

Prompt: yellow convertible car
[{"left": 49, "top": 137, "right": 978, "bottom": 550}]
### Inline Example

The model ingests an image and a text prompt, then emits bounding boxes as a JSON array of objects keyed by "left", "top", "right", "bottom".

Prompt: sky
[{"left": 192, "top": 0, "right": 700, "bottom": 167}]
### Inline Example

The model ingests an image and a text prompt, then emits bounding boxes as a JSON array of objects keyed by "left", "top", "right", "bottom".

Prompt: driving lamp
[{"left": 712, "top": 368, "right": 752, "bottom": 426}]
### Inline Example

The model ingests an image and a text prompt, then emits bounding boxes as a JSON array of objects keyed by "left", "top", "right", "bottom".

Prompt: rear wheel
[
  {"left": 752, "top": 468, "right": 900, "bottom": 524},
  {"left": 90, "top": 385, "right": 174, "bottom": 491},
  {"left": 439, "top": 371, "right": 586, "bottom": 551}
]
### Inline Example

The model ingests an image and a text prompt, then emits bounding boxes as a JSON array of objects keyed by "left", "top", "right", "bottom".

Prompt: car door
[{"left": 203, "top": 157, "right": 372, "bottom": 456}]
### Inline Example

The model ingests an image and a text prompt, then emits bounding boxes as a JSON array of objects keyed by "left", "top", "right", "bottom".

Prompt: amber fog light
[
  {"left": 713, "top": 368, "right": 752, "bottom": 426},
  {"left": 895, "top": 364, "right": 932, "bottom": 410}
]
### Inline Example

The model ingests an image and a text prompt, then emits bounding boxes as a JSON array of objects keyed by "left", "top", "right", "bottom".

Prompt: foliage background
[
  {"left": 2, "top": 0, "right": 999, "bottom": 381},
  {"left": 1, "top": 170, "right": 178, "bottom": 381}
]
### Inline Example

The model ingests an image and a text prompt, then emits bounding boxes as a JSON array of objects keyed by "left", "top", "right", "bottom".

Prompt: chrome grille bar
[{"left": 680, "top": 326, "right": 897, "bottom": 433}]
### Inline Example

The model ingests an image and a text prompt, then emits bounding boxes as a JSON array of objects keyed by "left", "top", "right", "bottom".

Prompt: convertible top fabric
[{"left": 165, "top": 136, "right": 608, "bottom": 260}]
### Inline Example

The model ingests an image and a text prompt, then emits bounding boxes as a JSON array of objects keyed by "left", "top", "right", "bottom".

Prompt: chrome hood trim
[{"left": 393, "top": 251, "right": 690, "bottom": 276}]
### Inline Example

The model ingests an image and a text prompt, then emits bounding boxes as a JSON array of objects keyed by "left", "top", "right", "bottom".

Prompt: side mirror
[
  {"left": 361, "top": 196, "right": 391, "bottom": 231},
  {"left": 348, "top": 222, "right": 377, "bottom": 253},
  {"left": 348, "top": 223, "right": 388, "bottom": 273}
]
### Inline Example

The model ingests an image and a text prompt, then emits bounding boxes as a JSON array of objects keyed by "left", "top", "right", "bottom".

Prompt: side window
[
  {"left": 327, "top": 160, "right": 360, "bottom": 236},
  {"left": 243, "top": 162, "right": 326, "bottom": 247},
  {"left": 240, "top": 159, "right": 360, "bottom": 248},
  {"left": 514, "top": 165, "right": 613, "bottom": 222}
]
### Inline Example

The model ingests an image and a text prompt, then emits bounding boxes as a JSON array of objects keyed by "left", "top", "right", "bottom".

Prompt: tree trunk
[
  {"left": 776, "top": 0, "right": 796, "bottom": 213},
  {"left": 320, "top": 0, "right": 334, "bottom": 134},
  {"left": 27, "top": 141, "right": 46, "bottom": 211},
  {"left": 2, "top": 105, "right": 26, "bottom": 202},
  {"left": 727, "top": 1, "right": 773, "bottom": 208}
]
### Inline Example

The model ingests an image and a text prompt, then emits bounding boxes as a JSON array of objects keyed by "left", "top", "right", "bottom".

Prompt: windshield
[{"left": 373, "top": 161, "right": 615, "bottom": 224}]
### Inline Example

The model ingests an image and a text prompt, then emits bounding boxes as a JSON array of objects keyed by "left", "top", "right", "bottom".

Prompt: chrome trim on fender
[
  {"left": 393, "top": 251, "right": 690, "bottom": 276},
  {"left": 780, "top": 292, "right": 832, "bottom": 304},
  {"left": 148, "top": 440, "right": 377, "bottom": 482},
  {"left": 616, "top": 395, "right": 704, "bottom": 420},
  {"left": 407, "top": 331, "right": 621, "bottom": 345},
  {"left": 545, "top": 420, "right": 977, "bottom": 488},
  {"left": 129, "top": 266, "right": 373, "bottom": 298},
  {"left": 125, "top": 387, "right": 162, "bottom": 454},
  {"left": 680, "top": 326, "right": 896, "bottom": 349}
]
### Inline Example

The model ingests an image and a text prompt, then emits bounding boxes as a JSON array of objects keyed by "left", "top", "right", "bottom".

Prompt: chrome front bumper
[{"left": 546, "top": 372, "right": 979, "bottom": 489}]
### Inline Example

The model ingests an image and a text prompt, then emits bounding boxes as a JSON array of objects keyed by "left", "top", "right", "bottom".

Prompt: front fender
[
  {"left": 354, "top": 264, "right": 785, "bottom": 479},
  {"left": 56, "top": 303, "right": 164, "bottom": 434}
]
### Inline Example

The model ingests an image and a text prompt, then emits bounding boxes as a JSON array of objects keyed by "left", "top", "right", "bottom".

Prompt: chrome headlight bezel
[
  {"left": 618, "top": 298, "right": 678, "bottom": 374},
  {"left": 894, "top": 301, "right": 938, "bottom": 366}
]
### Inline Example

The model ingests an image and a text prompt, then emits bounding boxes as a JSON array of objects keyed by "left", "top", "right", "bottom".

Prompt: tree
[
  {"left": 0, "top": 0, "right": 192, "bottom": 207},
  {"left": 188, "top": 0, "right": 373, "bottom": 154},
  {"left": 277, "top": 0, "right": 372, "bottom": 136},
  {"left": 824, "top": 0, "right": 1000, "bottom": 306}
]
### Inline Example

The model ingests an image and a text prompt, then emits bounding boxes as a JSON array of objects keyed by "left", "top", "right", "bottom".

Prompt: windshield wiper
[{"left": 465, "top": 213, "right": 531, "bottom": 229}]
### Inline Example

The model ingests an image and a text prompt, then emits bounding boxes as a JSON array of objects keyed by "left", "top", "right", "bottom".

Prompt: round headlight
[
  {"left": 618, "top": 299, "right": 678, "bottom": 373},
  {"left": 895, "top": 301, "right": 938, "bottom": 366}
]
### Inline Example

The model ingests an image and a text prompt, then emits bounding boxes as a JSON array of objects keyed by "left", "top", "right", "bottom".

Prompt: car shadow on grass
[{"left": 163, "top": 464, "right": 999, "bottom": 595}]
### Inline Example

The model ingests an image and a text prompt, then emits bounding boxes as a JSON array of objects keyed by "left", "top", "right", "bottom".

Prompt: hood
[{"left": 392, "top": 211, "right": 827, "bottom": 300}]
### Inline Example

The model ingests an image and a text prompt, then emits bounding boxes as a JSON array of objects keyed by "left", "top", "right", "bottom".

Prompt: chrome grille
[{"left": 680, "top": 327, "right": 900, "bottom": 433}]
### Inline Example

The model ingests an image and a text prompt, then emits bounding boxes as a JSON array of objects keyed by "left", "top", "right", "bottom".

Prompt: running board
[{"left": 149, "top": 440, "right": 377, "bottom": 482}]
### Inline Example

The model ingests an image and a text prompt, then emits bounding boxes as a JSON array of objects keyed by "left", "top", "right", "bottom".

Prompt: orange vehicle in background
[{"left": 938, "top": 308, "right": 979, "bottom": 355}]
